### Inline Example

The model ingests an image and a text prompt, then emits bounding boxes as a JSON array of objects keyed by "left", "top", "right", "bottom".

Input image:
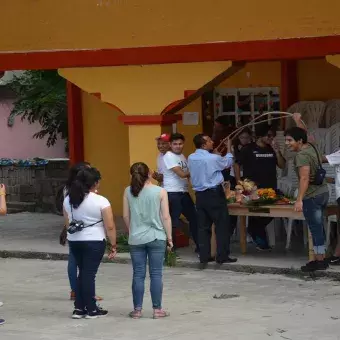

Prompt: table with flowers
[{"left": 224, "top": 180, "right": 339, "bottom": 260}]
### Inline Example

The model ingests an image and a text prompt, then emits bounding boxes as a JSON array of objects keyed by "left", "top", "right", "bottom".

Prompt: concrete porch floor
[{"left": 0, "top": 212, "right": 339, "bottom": 277}]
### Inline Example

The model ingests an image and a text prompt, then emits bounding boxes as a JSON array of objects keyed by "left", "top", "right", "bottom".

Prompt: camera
[{"left": 67, "top": 220, "right": 85, "bottom": 234}]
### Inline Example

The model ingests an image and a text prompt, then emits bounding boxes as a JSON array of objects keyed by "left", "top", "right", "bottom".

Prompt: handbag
[
  {"left": 59, "top": 227, "right": 67, "bottom": 246},
  {"left": 308, "top": 143, "right": 326, "bottom": 185}
]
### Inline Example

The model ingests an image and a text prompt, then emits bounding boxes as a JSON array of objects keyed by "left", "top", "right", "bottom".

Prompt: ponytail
[
  {"left": 130, "top": 162, "right": 149, "bottom": 197},
  {"left": 69, "top": 168, "right": 101, "bottom": 208},
  {"left": 69, "top": 179, "right": 88, "bottom": 209},
  {"left": 65, "top": 162, "right": 91, "bottom": 194}
]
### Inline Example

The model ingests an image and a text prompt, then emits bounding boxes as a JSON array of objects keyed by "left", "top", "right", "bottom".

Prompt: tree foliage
[{"left": 8, "top": 70, "right": 68, "bottom": 147}]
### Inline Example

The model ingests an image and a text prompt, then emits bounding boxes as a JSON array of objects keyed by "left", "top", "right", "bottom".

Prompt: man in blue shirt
[{"left": 188, "top": 134, "right": 237, "bottom": 269}]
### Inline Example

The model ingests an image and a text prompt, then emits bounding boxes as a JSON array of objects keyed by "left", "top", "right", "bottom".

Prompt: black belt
[{"left": 197, "top": 184, "right": 223, "bottom": 193}]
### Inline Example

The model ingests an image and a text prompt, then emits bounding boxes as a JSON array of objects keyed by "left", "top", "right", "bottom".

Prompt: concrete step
[{"left": 7, "top": 201, "right": 37, "bottom": 213}]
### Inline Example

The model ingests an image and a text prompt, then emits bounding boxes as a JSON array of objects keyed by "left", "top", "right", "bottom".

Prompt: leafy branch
[{"left": 7, "top": 70, "right": 68, "bottom": 147}]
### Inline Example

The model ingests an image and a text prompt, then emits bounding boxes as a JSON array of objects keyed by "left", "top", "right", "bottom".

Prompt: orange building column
[{"left": 67, "top": 81, "right": 84, "bottom": 165}]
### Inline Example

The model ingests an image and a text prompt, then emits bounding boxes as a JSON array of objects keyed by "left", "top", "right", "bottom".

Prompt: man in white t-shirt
[
  {"left": 324, "top": 150, "right": 340, "bottom": 265},
  {"left": 152, "top": 133, "right": 170, "bottom": 187},
  {"left": 163, "top": 133, "right": 199, "bottom": 252}
]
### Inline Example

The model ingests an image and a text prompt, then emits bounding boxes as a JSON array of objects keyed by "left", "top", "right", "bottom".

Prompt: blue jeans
[
  {"left": 168, "top": 192, "right": 199, "bottom": 249},
  {"left": 68, "top": 246, "right": 77, "bottom": 292},
  {"left": 303, "top": 192, "right": 329, "bottom": 255},
  {"left": 130, "top": 239, "right": 166, "bottom": 310},
  {"left": 69, "top": 240, "right": 105, "bottom": 312}
]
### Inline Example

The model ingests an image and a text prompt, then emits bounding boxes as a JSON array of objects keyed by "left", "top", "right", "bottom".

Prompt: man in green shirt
[{"left": 285, "top": 126, "right": 329, "bottom": 272}]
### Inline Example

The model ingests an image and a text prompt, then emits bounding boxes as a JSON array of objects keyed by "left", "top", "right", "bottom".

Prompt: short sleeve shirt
[
  {"left": 163, "top": 151, "right": 189, "bottom": 192},
  {"left": 294, "top": 144, "right": 328, "bottom": 199},
  {"left": 157, "top": 153, "right": 166, "bottom": 174},
  {"left": 64, "top": 192, "right": 110, "bottom": 241},
  {"left": 238, "top": 142, "right": 278, "bottom": 189}
]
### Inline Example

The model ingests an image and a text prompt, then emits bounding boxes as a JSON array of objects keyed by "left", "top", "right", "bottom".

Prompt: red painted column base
[{"left": 67, "top": 81, "right": 84, "bottom": 165}]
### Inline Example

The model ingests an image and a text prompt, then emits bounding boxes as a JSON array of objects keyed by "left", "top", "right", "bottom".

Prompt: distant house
[{"left": 0, "top": 71, "right": 67, "bottom": 159}]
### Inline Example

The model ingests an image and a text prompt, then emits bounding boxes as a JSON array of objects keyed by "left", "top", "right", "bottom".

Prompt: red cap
[{"left": 155, "top": 133, "right": 170, "bottom": 142}]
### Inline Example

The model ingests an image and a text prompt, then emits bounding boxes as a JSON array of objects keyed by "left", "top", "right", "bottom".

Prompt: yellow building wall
[
  {"left": 59, "top": 62, "right": 231, "bottom": 115},
  {"left": 82, "top": 92, "right": 130, "bottom": 215},
  {"left": 175, "top": 99, "right": 203, "bottom": 158},
  {"left": 298, "top": 59, "right": 340, "bottom": 101},
  {"left": 219, "top": 62, "right": 281, "bottom": 88},
  {"left": 2, "top": 0, "right": 340, "bottom": 51},
  {"left": 128, "top": 125, "right": 162, "bottom": 172}
]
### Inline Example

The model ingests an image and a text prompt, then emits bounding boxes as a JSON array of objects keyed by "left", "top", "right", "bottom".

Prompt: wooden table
[{"left": 227, "top": 203, "right": 339, "bottom": 260}]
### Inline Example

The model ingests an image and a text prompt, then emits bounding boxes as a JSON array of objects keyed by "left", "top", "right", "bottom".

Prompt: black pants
[
  {"left": 69, "top": 240, "right": 105, "bottom": 312},
  {"left": 229, "top": 175, "right": 238, "bottom": 235},
  {"left": 168, "top": 192, "right": 199, "bottom": 249},
  {"left": 196, "top": 185, "right": 231, "bottom": 263},
  {"left": 247, "top": 217, "right": 272, "bottom": 246}
]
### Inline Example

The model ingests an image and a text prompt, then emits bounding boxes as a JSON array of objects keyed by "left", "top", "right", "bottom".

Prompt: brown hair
[{"left": 130, "top": 162, "right": 149, "bottom": 197}]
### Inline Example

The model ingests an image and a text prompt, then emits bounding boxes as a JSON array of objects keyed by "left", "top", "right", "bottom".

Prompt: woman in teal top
[{"left": 123, "top": 162, "right": 173, "bottom": 319}]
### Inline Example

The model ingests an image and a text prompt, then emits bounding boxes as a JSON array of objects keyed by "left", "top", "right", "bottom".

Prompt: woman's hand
[
  {"left": 108, "top": 245, "right": 117, "bottom": 260},
  {"left": 167, "top": 240, "right": 174, "bottom": 251}
]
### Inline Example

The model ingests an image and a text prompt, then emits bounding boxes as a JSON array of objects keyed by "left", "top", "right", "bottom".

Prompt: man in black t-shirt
[{"left": 238, "top": 123, "right": 286, "bottom": 250}]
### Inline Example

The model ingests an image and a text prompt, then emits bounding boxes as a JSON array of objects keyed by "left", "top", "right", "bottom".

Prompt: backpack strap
[{"left": 308, "top": 143, "right": 322, "bottom": 167}]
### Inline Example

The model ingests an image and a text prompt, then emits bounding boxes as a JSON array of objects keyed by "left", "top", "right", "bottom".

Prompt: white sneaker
[{"left": 0, "top": 302, "right": 3, "bottom": 307}]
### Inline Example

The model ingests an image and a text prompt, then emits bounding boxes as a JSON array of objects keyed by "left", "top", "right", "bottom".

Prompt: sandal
[
  {"left": 153, "top": 309, "right": 170, "bottom": 319},
  {"left": 129, "top": 309, "right": 142, "bottom": 319}
]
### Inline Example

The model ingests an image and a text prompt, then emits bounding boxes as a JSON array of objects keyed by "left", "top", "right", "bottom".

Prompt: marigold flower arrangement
[
  {"left": 257, "top": 188, "right": 277, "bottom": 200},
  {"left": 245, "top": 187, "right": 280, "bottom": 206}
]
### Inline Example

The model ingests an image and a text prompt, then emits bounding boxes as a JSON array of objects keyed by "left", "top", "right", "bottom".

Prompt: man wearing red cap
[{"left": 152, "top": 134, "right": 170, "bottom": 186}]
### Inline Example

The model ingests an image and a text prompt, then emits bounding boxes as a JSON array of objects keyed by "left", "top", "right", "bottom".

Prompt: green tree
[{"left": 8, "top": 70, "right": 68, "bottom": 147}]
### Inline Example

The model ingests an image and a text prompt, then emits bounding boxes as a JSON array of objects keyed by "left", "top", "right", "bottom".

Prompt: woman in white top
[
  {"left": 60, "top": 161, "right": 99, "bottom": 301},
  {"left": 63, "top": 167, "right": 117, "bottom": 319}
]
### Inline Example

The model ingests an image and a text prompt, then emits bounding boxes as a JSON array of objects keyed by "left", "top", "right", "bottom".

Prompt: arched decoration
[
  {"left": 90, "top": 92, "right": 125, "bottom": 114},
  {"left": 59, "top": 61, "right": 233, "bottom": 116}
]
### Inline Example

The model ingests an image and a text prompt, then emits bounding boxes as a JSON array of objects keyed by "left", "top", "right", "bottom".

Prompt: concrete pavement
[
  {"left": 1, "top": 213, "right": 340, "bottom": 278},
  {"left": 1, "top": 259, "right": 340, "bottom": 339}
]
